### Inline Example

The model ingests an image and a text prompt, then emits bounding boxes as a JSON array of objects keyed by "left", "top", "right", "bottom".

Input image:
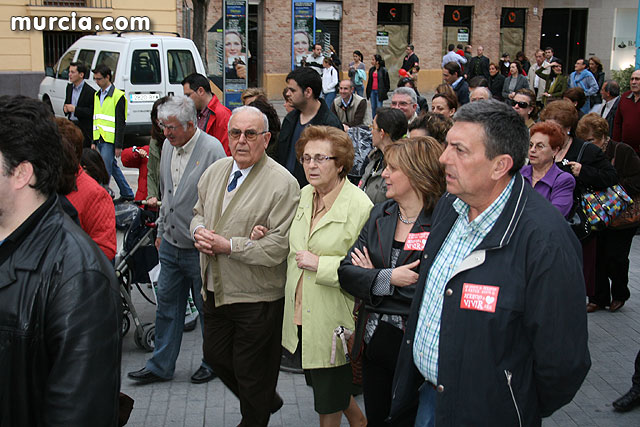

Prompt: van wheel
[{"left": 43, "top": 97, "right": 54, "bottom": 114}]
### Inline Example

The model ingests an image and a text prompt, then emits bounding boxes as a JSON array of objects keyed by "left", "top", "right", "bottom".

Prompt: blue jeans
[
  {"left": 355, "top": 84, "right": 364, "bottom": 97},
  {"left": 370, "top": 90, "right": 381, "bottom": 118},
  {"left": 324, "top": 91, "right": 337, "bottom": 109},
  {"left": 415, "top": 382, "right": 436, "bottom": 427},
  {"left": 97, "top": 141, "right": 134, "bottom": 198},
  {"left": 146, "top": 239, "right": 206, "bottom": 378}
]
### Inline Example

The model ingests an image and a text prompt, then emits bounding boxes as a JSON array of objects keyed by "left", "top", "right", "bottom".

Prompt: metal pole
[{"left": 636, "top": 0, "right": 640, "bottom": 69}]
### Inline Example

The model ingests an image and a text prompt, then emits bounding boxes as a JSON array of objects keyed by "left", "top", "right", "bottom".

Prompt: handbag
[
  {"left": 580, "top": 184, "right": 633, "bottom": 229},
  {"left": 610, "top": 201, "right": 640, "bottom": 229}
]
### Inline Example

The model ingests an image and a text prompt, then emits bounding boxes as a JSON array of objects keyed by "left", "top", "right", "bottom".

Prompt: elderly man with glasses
[
  {"left": 190, "top": 106, "right": 300, "bottom": 426},
  {"left": 127, "top": 95, "right": 226, "bottom": 385}
]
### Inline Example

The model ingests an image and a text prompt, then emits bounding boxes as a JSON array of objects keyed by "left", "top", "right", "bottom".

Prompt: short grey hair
[
  {"left": 228, "top": 105, "right": 269, "bottom": 132},
  {"left": 157, "top": 96, "right": 197, "bottom": 130},
  {"left": 392, "top": 87, "right": 417, "bottom": 105},
  {"left": 470, "top": 87, "right": 491, "bottom": 101},
  {"left": 453, "top": 99, "right": 528, "bottom": 175}
]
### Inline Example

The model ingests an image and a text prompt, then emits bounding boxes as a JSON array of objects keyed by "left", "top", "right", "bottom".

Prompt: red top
[
  {"left": 200, "top": 94, "right": 232, "bottom": 156},
  {"left": 66, "top": 167, "right": 117, "bottom": 260},
  {"left": 613, "top": 91, "right": 640, "bottom": 153},
  {"left": 121, "top": 145, "right": 149, "bottom": 200},
  {"left": 372, "top": 70, "right": 379, "bottom": 91}
]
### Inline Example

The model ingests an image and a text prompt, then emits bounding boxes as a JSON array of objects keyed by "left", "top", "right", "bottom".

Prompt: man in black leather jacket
[{"left": 0, "top": 95, "right": 121, "bottom": 426}]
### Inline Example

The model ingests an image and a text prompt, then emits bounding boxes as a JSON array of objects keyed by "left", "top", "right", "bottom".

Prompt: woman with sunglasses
[
  {"left": 510, "top": 88, "right": 538, "bottom": 129},
  {"left": 536, "top": 61, "right": 568, "bottom": 106}
]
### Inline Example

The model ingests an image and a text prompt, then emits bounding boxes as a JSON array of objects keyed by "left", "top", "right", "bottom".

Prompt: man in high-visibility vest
[{"left": 91, "top": 64, "right": 134, "bottom": 202}]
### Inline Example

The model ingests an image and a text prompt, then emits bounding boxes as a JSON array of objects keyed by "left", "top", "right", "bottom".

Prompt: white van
[{"left": 38, "top": 33, "right": 206, "bottom": 135}]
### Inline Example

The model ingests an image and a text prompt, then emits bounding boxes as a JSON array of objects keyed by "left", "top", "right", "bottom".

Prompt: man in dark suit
[
  {"left": 64, "top": 62, "right": 95, "bottom": 148},
  {"left": 466, "top": 45, "right": 490, "bottom": 81},
  {"left": 600, "top": 80, "right": 621, "bottom": 137}
]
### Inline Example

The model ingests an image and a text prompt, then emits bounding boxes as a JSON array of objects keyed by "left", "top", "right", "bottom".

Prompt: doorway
[{"left": 541, "top": 8, "right": 587, "bottom": 67}]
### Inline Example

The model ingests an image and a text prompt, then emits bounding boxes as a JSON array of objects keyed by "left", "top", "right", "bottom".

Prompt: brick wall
[{"left": 180, "top": 0, "right": 544, "bottom": 97}]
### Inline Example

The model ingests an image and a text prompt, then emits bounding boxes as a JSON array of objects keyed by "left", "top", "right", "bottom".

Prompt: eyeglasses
[
  {"left": 228, "top": 129, "right": 267, "bottom": 141},
  {"left": 510, "top": 100, "right": 531, "bottom": 109},
  {"left": 299, "top": 154, "right": 337, "bottom": 164},
  {"left": 159, "top": 123, "right": 181, "bottom": 131},
  {"left": 391, "top": 101, "right": 411, "bottom": 107}
]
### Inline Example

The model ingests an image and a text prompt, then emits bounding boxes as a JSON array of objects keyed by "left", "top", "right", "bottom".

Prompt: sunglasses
[{"left": 510, "top": 100, "right": 531, "bottom": 109}]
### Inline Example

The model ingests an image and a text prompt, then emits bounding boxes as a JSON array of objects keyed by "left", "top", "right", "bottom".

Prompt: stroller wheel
[
  {"left": 122, "top": 313, "right": 131, "bottom": 337},
  {"left": 134, "top": 322, "right": 154, "bottom": 351},
  {"left": 142, "top": 324, "right": 155, "bottom": 352}
]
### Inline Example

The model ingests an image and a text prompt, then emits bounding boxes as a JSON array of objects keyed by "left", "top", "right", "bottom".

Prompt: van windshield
[
  {"left": 131, "top": 50, "right": 161, "bottom": 84},
  {"left": 167, "top": 50, "right": 196, "bottom": 84}
]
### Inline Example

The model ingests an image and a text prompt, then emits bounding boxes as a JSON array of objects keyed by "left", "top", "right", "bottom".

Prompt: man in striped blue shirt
[{"left": 389, "top": 100, "right": 590, "bottom": 426}]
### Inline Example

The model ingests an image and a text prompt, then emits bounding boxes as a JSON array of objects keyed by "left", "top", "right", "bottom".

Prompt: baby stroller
[{"left": 115, "top": 203, "right": 159, "bottom": 352}]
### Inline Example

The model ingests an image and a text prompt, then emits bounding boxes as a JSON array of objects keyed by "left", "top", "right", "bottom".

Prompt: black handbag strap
[{"left": 576, "top": 140, "right": 587, "bottom": 163}]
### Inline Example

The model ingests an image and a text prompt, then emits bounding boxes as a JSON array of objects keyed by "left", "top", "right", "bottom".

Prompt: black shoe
[
  {"left": 127, "top": 367, "right": 169, "bottom": 385},
  {"left": 190, "top": 366, "right": 216, "bottom": 384},
  {"left": 184, "top": 319, "right": 197, "bottom": 332},
  {"left": 271, "top": 392, "right": 284, "bottom": 414},
  {"left": 613, "top": 387, "right": 640, "bottom": 412}
]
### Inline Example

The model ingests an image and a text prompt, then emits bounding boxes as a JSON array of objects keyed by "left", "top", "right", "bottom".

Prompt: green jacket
[
  {"left": 536, "top": 67, "right": 569, "bottom": 105},
  {"left": 282, "top": 180, "right": 372, "bottom": 369}
]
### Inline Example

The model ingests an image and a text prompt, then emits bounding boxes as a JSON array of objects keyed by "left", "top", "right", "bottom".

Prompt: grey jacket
[{"left": 157, "top": 130, "right": 226, "bottom": 248}]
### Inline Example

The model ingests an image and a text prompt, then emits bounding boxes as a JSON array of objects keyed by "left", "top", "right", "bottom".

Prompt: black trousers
[
  {"left": 362, "top": 320, "right": 415, "bottom": 427},
  {"left": 202, "top": 291, "right": 284, "bottom": 427},
  {"left": 591, "top": 226, "right": 637, "bottom": 306}
]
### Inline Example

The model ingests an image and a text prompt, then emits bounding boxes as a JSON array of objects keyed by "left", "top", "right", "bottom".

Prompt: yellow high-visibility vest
[{"left": 93, "top": 88, "right": 127, "bottom": 143}]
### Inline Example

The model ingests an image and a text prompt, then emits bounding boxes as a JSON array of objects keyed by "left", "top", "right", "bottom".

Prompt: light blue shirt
[
  {"left": 442, "top": 51, "right": 467, "bottom": 68},
  {"left": 99, "top": 84, "right": 112, "bottom": 106},
  {"left": 70, "top": 80, "right": 84, "bottom": 121},
  {"left": 413, "top": 177, "right": 514, "bottom": 384}
]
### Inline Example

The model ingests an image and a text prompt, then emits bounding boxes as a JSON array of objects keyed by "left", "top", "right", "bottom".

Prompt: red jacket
[
  {"left": 202, "top": 95, "right": 232, "bottom": 155},
  {"left": 66, "top": 167, "right": 117, "bottom": 260},
  {"left": 121, "top": 145, "right": 149, "bottom": 200}
]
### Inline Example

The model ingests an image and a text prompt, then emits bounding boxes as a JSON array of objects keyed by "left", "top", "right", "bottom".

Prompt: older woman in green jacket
[{"left": 253, "top": 125, "right": 372, "bottom": 426}]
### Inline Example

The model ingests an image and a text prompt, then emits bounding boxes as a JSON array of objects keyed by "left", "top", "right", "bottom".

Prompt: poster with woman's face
[
  {"left": 224, "top": 0, "right": 248, "bottom": 109},
  {"left": 292, "top": 1, "right": 315, "bottom": 69}
]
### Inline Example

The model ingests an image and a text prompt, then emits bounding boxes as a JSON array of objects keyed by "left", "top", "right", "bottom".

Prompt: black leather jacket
[
  {"left": 0, "top": 195, "right": 121, "bottom": 427},
  {"left": 339, "top": 200, "right": 431, "bottom": 315}
]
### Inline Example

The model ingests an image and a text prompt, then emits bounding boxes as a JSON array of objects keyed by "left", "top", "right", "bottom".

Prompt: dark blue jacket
[{"left": 389, "top": 173, "right": 590, "bottom": 426}]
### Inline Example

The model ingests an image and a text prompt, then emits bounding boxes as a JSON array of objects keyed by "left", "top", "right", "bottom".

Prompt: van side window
[
  {"left": 56, "top": 50, "right": 76, "bottom": 80},
  {"left": 95, "top": 51, "right": 120, "bottom": 79},
  {"left": 131, "top": 50, "right": 161, "bottom": 84},
  {"left": 76, "top": 49, "right": 96, "bottom": 72},
  {"left": 167, "top": 50, "right": 196, "bottom": 84}
]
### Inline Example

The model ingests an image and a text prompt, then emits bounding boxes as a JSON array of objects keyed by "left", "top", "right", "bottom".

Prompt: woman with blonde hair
[{"left": 339, "top": 137, "right": 446, "bottom": 426}]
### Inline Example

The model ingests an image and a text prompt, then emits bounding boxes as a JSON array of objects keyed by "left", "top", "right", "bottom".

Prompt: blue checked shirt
[{"left": 413, "top": 177, "right": 514, "bottom": 384}]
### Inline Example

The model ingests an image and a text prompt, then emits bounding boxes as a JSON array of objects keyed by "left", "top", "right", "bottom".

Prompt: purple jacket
[{"left": 521, "top": 163, "right": 576, "bottom": 218}]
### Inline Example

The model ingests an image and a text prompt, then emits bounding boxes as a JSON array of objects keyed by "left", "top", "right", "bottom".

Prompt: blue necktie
[{"left": 227, "top": 170, "right": 242, "bottom": 192}]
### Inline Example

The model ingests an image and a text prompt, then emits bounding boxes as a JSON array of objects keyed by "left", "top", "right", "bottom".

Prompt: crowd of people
[{"left": 3, "top": 39, "right": 640, "bottom": 427}]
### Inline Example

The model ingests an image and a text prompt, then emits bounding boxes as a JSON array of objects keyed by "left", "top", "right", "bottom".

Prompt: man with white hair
[
  {"left": 191, "top": 106, "right": 300, "bottom": 426},
  {"left": 128, "top": 96, "right": 226, "bottom": 385},
  {"left": 391, "top": 86, "right": 419, "bottom": 124},
  {"left": 470, "top": 86, "right": 492, "bottom": 102}
]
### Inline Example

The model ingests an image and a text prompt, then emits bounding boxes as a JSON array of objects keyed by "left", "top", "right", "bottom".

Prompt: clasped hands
[{"left": 194, "top": 227, "right": 231, "bottom": 255}]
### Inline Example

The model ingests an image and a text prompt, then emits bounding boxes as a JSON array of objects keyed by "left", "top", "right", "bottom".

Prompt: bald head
[
  {"left": 631, "top": 70, "right": 640, "bottom": 95},
  {"left": 338, "top": 79, "right": 354, "bottom": 101},
  {"left": 470, "top": 87, "right": 491, "bottom": 102}
]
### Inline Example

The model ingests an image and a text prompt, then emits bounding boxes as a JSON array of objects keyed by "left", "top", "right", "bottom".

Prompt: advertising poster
[
  {"left": 292, "top": 0, "right": 316, "bottom": 69},
  {"left": 224, "top": 0, "right": 248, "bottom": 109},
  {"left": 206, "top": 20, "right": 223, "bottom": 92}
]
